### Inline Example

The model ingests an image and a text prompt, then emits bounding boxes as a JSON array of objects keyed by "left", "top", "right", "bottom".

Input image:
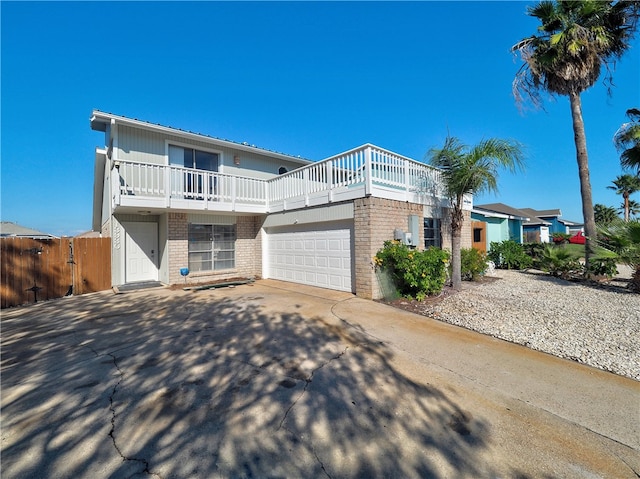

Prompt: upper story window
[
  {"left": 169, "top": 145, "right": 219, "bottom": 172},
  {"left": 278, "top": 166, "right": 288, "bottom": 175}
]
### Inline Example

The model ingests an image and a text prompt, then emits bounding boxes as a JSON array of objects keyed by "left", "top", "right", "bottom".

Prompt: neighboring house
[
  {"left": 91, "top": 111, "right": 471, "bottom": 299},
  {"left": 0, "top": 222, "right": 58, "bottom": 239},
  {"left": 471, "top": 204, "right": 584, "bottom": 246},
  {"left": 518, "top": 208, "right": 583, "bottom": 242},
  {"left": 471, "top": 203, "right": 529, "bottom": 249}
]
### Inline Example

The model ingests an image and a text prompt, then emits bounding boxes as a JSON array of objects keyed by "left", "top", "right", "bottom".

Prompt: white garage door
[{"left": 266, "top": 221, "right": 353, "bottom": 292}]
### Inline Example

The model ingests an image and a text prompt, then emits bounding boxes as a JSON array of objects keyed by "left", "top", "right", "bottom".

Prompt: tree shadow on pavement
[{"left": 2, "top": 285, "right": 498, "bottom": 478}]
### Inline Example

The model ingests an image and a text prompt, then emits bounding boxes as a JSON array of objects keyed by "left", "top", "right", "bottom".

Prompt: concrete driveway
[{"left": 2, "top": 280, "right": 639, "bottom": 478}]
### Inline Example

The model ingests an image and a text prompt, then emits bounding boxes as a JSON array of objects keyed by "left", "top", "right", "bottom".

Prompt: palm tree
[
  {"left": 428, "top": 136, "right": 525, "bottom": 289},
  {"left": 598, "top": 219, "right": 640, "bottom": 292},
  {"left": 614, "top": 108, "right": 640, "bottom": 173},
  {"left": 512, "top": 0, "right": 640, "bottom": 273},
  {"left": 608, "top": 174, "right": 640, "bottom": 221},
  {"left": 624, "top": 199, "right": 640, "bottom": 218},
  {"left": 594, "top": 203, "right": 619, "bottom": 225}
]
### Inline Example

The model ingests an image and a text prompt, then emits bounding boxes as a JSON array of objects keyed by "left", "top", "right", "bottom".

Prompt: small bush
[
  {"left": 488, "top": 240, "right": 533, "bottom": 270},
  {"left": 586, "top": 258, "right": 618, "bottom": 278},
  {"left": 538, "top": 244, "right": 582, "bottom": 279},
  {"left": 460, "top": 248, "right": 488, "bottom": 281},
  {"left": 523, "top": 242, "right": 545, "bottom": 262},
  {"left": 374, "top": 241, "right": 449, "bottom": 300}
]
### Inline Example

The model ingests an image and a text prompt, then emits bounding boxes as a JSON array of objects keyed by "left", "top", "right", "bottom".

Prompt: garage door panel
[
  {"left": 327, "top": 257, "right": 342, "bottom": 268},
  {"left": 266, "top": 222, "right": 353, "bottom": 292}
]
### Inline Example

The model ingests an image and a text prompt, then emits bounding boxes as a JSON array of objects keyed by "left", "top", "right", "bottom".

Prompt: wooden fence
[{"left": 0, "top": 237, "right": 111, "bottom": 309}]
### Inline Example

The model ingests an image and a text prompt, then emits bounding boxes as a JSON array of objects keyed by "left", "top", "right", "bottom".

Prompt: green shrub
[
  {"left": 460, "top": 248, "right": 488, "bottom": 281},
  {"left": 586, "top": 258, "right": 618, "bottom": 278},
  {"left": 374, "top": 240, "right": 449, "bottom": 300},
  {"left": 523, "top": 242, "right": 545, "bottom": 261},
  {"left": 538, "top": 244, "right": 583, "bottom": 279},
  {"left": 488, "top": 240, "right": 533, "bottom": 270}
]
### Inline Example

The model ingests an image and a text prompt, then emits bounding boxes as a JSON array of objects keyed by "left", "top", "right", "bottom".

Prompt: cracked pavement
[{"left": 1, "top": 280, "right": 639, "bottom": 478}]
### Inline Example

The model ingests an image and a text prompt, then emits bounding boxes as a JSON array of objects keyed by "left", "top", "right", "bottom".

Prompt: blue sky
[{"left": 2, "top": 1, "right": 638, "bottom": 236}]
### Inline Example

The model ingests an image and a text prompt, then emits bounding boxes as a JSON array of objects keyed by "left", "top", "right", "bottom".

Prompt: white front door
[{"left": 124, "top": 222, "right": 158, "bottom": 283}]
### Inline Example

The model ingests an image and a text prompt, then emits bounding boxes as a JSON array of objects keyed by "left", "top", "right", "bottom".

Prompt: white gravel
[{"left": 424, "top": 270, "right": 640, "bottom": 381}]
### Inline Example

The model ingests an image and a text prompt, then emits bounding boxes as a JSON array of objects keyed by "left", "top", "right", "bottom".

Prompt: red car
[{"left": 569, "top": 231, "right": 586, "bottom": 244}]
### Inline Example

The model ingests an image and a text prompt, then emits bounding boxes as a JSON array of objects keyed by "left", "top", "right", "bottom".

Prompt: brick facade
[
  {"left": 236, "top": 215, "right": 264, "bottom": 279},
  {"left": 168, "top": 213, "right": 188, "bottom": 285},
  {"left": 167, "top": 213, "right": 263, "bottom": 285},
  {"left": 353, "top": 197, "right": 424, "bottom": 299},
  {"left": 160, "top": 203, "right": 471, "bottom": 296},
  {"left": 438, "top": 209, "right": 472, "bottom": 252}
]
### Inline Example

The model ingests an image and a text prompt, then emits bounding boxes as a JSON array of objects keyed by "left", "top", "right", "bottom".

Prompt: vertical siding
[
  {"left": 115, "top": 124, "right": 308, "bottom": 180},
  {"left": 117, "top": 125, "right": 166, "bottom": 164},
  {"left": 158, "top": 213, "right": 169, "bottom": 284},
  {"left": 101, "top": 161, "right": 111, "bottom": 224}
]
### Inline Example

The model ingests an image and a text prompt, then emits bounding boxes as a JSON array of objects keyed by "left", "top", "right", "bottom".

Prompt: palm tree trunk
[
  {"left": 569, "top": 90, "right": 596, "bottom": 274},
  {"left": 451, "top": 229, "right": 462, "bottom": 289},
  {"left": 623, "top": 192, "right": 630, "bottom": 222},
  {"left": 450, "top": 202, "right": 463, "bottom": 289}
]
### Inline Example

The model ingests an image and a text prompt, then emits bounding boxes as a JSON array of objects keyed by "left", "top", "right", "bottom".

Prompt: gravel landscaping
[{"left": 391, "top": 269, "right": 640, "bottom": 381}]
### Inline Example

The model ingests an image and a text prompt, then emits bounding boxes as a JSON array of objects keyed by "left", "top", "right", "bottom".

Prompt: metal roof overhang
[{"left": 90, "top": 110, "right": 313, "bottom": 166}]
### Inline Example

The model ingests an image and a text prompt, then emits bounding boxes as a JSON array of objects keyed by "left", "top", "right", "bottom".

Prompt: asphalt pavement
[{"left": 1, "top": 280, "right": 639, "bottom": 478}]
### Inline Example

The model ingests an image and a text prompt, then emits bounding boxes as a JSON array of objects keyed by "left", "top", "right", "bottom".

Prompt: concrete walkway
[{"left": 1, "top": 280, "right": 639, "bottom": 478}]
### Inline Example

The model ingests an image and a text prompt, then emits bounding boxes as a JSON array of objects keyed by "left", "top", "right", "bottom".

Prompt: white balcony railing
[{"left": 112, "top": 144, "right": 446, "bottom": 214}]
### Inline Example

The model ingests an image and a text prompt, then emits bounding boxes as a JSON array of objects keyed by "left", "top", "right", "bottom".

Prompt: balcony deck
[{"left": 111, "top": 144, "right": 450, "bottom": 215}]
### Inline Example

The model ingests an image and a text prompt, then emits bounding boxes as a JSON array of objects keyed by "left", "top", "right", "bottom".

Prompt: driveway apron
[{"left": 1, "top": 280, "right": 639, "bottom": 478}]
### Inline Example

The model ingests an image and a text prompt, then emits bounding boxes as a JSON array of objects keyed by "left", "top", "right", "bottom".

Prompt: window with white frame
[
  {"left": 188, "top": 224, "right": 236, "bottom": 271},
  {"left": 423, "top": 218, "right": 441, "bottom": 248},
  {"left": 169, "top": 145, "right": 219, "bottom": 172},
  {"left": 169, "top": 145, "right": 220, "bottom": 198}
]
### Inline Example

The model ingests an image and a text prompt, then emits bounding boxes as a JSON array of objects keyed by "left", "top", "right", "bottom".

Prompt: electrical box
[
  {"left": 408, "top": 215, "right": 420, "bottom": 245},
  {"left": 394, "top": 228, "right": 413, "bottom": 246}
]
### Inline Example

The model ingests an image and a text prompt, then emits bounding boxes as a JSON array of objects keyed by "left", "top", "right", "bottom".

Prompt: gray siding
[
  {"left": 158, "top": 214, "right": 169, "bottom": 284},
  {"left": 263, "top": 202, "right": 354, "bottom": 228},
  {"left": 115, "top": 124, "right": 308, "bottom": 179},
  {"left": 101, "top": 161, "right": 111, "bottom": 226}
]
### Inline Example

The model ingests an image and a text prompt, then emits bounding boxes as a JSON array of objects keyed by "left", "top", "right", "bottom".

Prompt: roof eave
[{"left": 90, "top": 110, "right": 313, "bottom": 165}]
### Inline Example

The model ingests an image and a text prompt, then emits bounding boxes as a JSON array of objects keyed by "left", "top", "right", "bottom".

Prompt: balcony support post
[
  {"left": 304, "top": 168, "right": 310, "bottom": 207},
  {"left": 364, "top": 146, "right": 372, "bottom": 196},
  {"left": 404, "top": 158, "right": 410, "bottom": 201},
  {"left": 326, "top": 160, "right": 333, "bottom": 203}
]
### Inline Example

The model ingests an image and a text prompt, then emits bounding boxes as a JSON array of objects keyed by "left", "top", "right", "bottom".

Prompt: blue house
[
  {"left": 471, "top": 203, "right": 529, "bottom": 250},
  {"left": 519, "top": 208, "right": 583, "bottom": 242}
]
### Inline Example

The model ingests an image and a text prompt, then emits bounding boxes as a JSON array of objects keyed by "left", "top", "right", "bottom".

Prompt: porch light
[{"left": 234, "top": 155, "right": 240, "bottom": 165}]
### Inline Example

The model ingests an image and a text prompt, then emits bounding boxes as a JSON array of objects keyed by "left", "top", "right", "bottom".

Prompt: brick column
[
  {"left": 168, "top": 212, "right": 188, "bottom": 284},
  {"left": 236, "top": 215, "right": 265, "bottom": 278},
  {"left": 354, "top": 197, "right": 424, "bottom": 299}
]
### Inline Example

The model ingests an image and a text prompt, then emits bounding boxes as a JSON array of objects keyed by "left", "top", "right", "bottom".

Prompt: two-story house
[{"left": 91, "top": 111, "right": 471, "bottom": 299}]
